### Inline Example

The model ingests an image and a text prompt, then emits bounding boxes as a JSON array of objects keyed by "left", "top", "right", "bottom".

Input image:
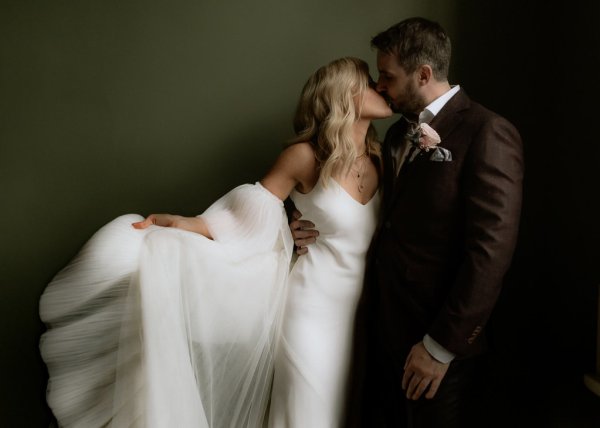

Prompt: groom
[{"left": 292, "top": 17, "right": 524, "bottom": 427}]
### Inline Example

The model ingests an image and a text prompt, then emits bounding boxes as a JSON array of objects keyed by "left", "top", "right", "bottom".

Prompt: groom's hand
[
  {"left": 402, "top": 341, "right": 449, "bottom": 400},
  {"left": 289, "top": 209, "right": 319, "bottom": 255}
]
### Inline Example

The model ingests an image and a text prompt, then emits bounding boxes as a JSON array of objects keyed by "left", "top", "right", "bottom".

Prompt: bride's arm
[
  {"left": 260, "top": 141, "right": 316, "bottom": 200},
  {"left": 132, "top": 142, "right": 316, "bottom": 238},
  {"left": 261, "top": 142, "right": 319, "bottom": 254},
  {"left": 132, "top": 214, "right": 213, "bottom": 238}
]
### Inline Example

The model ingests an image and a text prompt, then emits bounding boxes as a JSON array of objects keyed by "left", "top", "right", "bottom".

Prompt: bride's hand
[
  {"left": 132, "top": 214, "right": 213, "bottom": 239},
  {"left": 132, "top": 214, "right": 179, "bottom": 229}
]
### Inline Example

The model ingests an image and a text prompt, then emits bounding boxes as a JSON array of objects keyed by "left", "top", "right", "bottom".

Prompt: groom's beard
[{"left": 391, "top": 78, "right": 426, "bottom": 117}]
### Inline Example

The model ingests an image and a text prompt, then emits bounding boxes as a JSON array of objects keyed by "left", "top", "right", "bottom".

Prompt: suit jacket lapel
[
  {"left": 382, "top": 118, "right": 408, "bottom": 211},
  {"left": 428, "top": 89, "right": 470, "bottom": 142},
  {"left": 387, "top": 90, "right": 471, "bottom": 209}
]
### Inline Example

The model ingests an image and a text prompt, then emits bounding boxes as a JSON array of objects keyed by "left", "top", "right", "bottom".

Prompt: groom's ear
[{"left": 416, "top": 64, "right": 433, "bottom": 86}]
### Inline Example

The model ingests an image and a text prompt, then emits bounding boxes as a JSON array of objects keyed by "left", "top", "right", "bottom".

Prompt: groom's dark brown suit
[{"left": 345, "top": 89, "right": 524, "bottom": 427}]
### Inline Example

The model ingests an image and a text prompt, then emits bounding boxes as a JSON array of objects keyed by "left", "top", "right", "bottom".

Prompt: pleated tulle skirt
[{"left": 40, "top": 183, "right": 293, "bottom": 427}]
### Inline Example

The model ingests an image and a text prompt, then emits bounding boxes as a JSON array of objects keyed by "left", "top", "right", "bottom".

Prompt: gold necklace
[{"left": 350, "top": 152, "right": 368, "bottom": 193}]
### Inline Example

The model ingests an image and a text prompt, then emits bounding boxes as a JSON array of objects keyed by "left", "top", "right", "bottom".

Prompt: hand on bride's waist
[{"left": 289, "top": 209, "right": 319, "bottom": 255}]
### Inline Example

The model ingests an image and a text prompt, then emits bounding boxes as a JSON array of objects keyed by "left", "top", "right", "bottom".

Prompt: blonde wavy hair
[{"left": 290, "top": 57, "right": 381, "bottom": 184}]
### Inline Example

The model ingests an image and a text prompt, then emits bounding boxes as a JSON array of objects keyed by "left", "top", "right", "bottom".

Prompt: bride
[{"left": 39, "top": 56, "right": 392, "bottom": 427}]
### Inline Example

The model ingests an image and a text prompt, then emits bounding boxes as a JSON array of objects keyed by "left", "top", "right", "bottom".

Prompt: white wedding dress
[
  {"left": 268, "top": 179, "right": 379, "bottom": 428},
  {"left": 39, "top": 179, "right": 379, "bottom": 428}
]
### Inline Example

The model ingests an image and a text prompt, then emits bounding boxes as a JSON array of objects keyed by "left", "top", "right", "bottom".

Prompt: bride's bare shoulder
[
  {"left": 282, "top": 141, "right": 316, "bottom": 163},
  {"left": 280, "top": 142, "right": 318, "bottom": 187}
]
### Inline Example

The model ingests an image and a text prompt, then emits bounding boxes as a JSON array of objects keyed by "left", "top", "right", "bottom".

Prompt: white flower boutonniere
[{"left": 407, "top": 123, "right": 452, "bottom": 162}]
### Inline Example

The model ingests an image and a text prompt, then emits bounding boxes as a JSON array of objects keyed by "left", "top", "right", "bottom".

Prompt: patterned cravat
[
  {"left": 405, "top": 120, "right": 421, "bottom": 146},
  {"left": 393, "top": 119, "right": 420, "bottom": 176}
]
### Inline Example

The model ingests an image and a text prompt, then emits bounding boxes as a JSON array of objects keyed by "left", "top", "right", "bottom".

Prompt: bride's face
[{"left": 356, "top": 85, "right": 393, "bottom": 120}]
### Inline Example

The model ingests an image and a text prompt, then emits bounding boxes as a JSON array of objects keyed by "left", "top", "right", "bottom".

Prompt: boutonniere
[{"left": 406, "top": 123, "right": 452, "bottom": 162}]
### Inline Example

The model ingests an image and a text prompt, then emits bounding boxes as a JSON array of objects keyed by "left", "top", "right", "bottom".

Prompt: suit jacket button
[{"left": 384, "top": 221, "right": 391, "bottom": 229}]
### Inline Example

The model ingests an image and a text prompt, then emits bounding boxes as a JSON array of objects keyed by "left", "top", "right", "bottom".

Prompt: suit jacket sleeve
[{"left": 428, "top": 114, "right": 524, "bottom": 356}]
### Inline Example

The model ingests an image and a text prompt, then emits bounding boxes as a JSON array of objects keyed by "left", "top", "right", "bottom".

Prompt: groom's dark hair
[{"left": 371, "top": 17, "right": 451, "bottom": 80}]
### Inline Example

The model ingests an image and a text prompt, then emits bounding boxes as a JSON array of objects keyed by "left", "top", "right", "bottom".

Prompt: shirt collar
[{"left": 419, "top": 85, "right": 460, "bottom": 124}]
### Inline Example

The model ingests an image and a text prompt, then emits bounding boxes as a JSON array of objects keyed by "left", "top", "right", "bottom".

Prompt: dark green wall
[
  {"left": 0, "top": 1, "right": 457, "bottom": 425},
  {"left": 3, "top": 0, "right": 599, "bottom": 426}
]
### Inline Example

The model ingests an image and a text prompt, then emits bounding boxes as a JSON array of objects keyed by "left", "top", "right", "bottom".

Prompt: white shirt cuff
[{"left": 423, "top": 334, "right": 456, "bottom": 364}]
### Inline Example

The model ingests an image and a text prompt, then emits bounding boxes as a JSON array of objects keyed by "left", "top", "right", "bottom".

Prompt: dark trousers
[{"left": 363, "top": 347, "right": 484, "bottom": 428}]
